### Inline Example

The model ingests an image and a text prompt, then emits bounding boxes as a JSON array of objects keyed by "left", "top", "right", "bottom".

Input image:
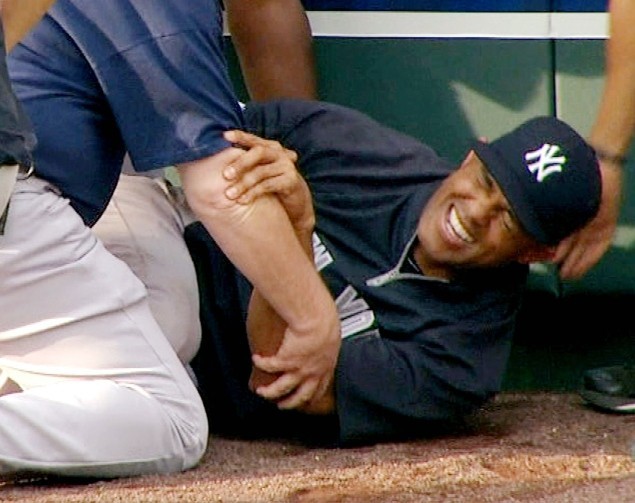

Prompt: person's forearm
[
  {"left": 245, "top": 209, "right": 337, "bottom": 414},
  {"left": 247, "top": 207, "right": 315, "bottom": 388},
  {"left": 246, "top": 289, "right": 284, "bottom": 388},
  {"left": 179, "top": 149, "right": 332, "bottom": 336},
  {"left": 225, "top": 0, "right": 317, "bottom": 100},
  {"left": 589, "top": 0, "right": 635, "bottom": 159},
  {"left": 1, "top": 0, "right": 55, "bottom": 51}
]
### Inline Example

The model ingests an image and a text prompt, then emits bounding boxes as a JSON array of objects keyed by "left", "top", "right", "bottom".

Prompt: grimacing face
[{"left": 414, "top": 150, "right": 547, "bottom": 280}]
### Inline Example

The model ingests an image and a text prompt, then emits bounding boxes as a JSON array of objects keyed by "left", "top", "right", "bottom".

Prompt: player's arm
[
  {"left": 554, "top": 0, "right": 635, "bottom": 279},
  {"left": 178, "top": 143, "right": 340, "bottom": 410},
  {"left": 222, "top": 130, "right": 314, "bottom": 247},
  {"left": 223, "top": 129, "right": 336, "bottom": 414},
  {"left": 224, "top": 0, "right": 317, "bottom": 100},
  {"left": 1, "top": 0, "right": 56, "bottom": 51}
]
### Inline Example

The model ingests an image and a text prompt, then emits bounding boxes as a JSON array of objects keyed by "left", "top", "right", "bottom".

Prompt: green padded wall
[
  {"left": 228, "top": 38, "right": 553, "bottom": 164},
  {"left": 313, "top": 38, "right": 553, "bottom": 164}
]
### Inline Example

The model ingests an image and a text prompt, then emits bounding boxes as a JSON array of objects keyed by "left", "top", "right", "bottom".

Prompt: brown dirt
[{"left": 1, "top": 392, "right": 633, "bottom": 502}]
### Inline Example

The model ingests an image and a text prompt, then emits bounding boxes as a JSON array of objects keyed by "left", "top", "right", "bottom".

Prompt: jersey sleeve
[
  {"left": 9, "top": 0, "right": 244, "bottom": 224},
  {"left": 54, "top": 0, "right": 244, "bottom": 171}
]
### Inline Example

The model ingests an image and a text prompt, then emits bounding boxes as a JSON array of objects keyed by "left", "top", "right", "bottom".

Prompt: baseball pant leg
[
  {"left": 0, "top": 177, "right": 207, "bottom": 478},
  {"left": 92, "top": 173, "right": 201, "bottom": 363}
]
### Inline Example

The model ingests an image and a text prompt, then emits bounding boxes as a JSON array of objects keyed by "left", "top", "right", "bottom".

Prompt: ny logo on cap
[{"left": 524, "top": 144, "right": 567, "bottom": 182}]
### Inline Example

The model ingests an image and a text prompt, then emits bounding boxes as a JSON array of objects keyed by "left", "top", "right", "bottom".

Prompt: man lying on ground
[{"left": 187, "top": 99, "right": 601, "bottom": 444}]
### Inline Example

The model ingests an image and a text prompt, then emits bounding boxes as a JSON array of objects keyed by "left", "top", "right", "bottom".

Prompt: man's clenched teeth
[{"left": 449, "top": 206, "right": 475, "bottom": 243}]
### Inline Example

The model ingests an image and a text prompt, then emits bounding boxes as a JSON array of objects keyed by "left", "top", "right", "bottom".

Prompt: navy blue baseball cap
[{"left": 473, "top": 116, "right": 601, "bottom": 245}]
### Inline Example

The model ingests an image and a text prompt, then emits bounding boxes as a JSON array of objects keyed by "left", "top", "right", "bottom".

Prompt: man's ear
[
  {"left": 463, "top": 150, "right": 477, "bottom": 165},
  {"left": 458, "top": 150, "right": 481, "bottom": 172},
  {"left": 517, "top": 245, "right": 556, "bottom": 264}
]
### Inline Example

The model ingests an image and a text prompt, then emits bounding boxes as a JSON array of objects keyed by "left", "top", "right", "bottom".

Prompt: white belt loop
[{"left": 0, "top": 164, "right": 19, "bottom": 220}]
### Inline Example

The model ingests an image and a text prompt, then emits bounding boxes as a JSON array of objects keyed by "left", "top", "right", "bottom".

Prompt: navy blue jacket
[{"left": 204, "top": 100, "right": 527, "bottom": 443}]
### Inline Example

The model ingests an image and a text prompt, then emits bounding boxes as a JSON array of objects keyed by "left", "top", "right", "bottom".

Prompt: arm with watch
[{"left": 554, "top": 0, "right": 635, "bottom": 280}]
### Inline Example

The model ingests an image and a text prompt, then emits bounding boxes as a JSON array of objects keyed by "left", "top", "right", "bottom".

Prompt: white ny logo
[{"left": 524, "top": 144, "right": 566, "bottom": 182}]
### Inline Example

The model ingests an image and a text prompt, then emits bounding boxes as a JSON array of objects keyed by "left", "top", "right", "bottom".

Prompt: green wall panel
[
  {"left": 313, "top": 38, "right": 553, "bottom": 164},
  {"left": 227, "top": 38, "right": 553, "bottom": 164}
]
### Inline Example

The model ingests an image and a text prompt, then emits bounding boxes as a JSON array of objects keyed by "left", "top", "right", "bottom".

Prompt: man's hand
[
  {"left": 251, "top": 312, "right": 341, "bottom": 410},
  {"left": 554, "top": 160, "right": 622, "bottom": 279},
  {"left": 223, "top": 129, "right": 314, "bottom": 234},
  {"left": 245, "top": 268, "right": 341, "bottom": 411}
]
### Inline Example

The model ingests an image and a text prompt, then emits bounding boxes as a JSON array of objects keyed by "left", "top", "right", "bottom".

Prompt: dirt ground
[{"left": 1, "top": 392, "right": 633, "bottom": 502}]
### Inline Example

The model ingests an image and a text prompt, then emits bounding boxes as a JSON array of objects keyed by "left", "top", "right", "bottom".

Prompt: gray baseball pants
[{"left": 0, "top": 176, "right": 207, "bottom": 478}]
